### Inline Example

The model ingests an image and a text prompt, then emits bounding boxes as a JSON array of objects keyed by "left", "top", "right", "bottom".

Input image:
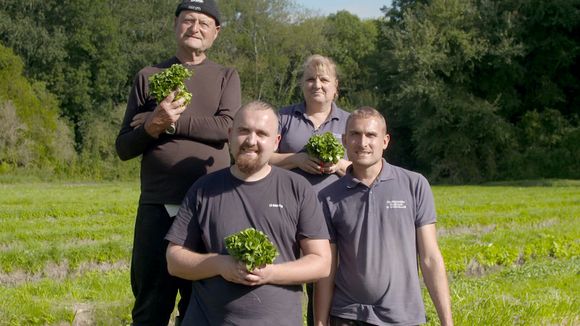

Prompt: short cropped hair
[
  {"left": 346, "top": 106, "right": 388, "bottom": 134},
  {"left": 234, "top": 100, "right": 279, "bottom": 124}
]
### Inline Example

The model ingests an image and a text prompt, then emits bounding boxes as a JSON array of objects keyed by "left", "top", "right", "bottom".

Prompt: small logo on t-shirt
[
  {"left": 386, "top": 200, "right": 407, "bottom": 209},
  {"left": 269, "top": 203, "right": 284, "bottom": 208}
]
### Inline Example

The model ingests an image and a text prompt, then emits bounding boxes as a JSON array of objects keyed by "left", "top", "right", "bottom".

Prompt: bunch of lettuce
[
  {"left": 148, "top": 64, "right": 192, "bottom": 104},
  {"left": 225, "top": 228, "right": 278, "bottom": 272},
  {"left": 305, "top": 132, "right": 345, "bottom": 164}
]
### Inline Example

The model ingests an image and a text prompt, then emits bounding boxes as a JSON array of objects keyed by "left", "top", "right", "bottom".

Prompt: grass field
[{"left": 0, "top": 180, "right": 578, "bottom": 325}]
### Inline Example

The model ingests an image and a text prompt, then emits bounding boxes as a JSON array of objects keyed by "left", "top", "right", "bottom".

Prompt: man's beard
[{"left": 235, "top": 147, "right": 264, "bottom": 174}]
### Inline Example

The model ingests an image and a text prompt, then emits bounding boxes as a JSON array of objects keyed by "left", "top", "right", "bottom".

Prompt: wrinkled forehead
[{"left": 178, "top": 10, "right": 215, "bottom": 22}]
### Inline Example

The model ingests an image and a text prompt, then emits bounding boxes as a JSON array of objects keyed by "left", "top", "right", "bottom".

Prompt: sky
[{"left": 293, "top": 0, "right": 393, "bottom": 19}]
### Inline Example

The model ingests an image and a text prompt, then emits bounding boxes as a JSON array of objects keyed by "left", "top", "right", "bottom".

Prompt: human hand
[
  {"left": 130, "top": 112, "right": 151, "bottom": 129},
  {"left": 143, "top": 91, "right": 186, "bottom": 137},
  {"left": 219, "top": 256, "right": 256, "bottom": 286},
  {"left": 295, "top": 152, "right": 324, "bottom": 175},
  {"left": 321, "top": 158, "right": 350, "bottom": 176},
  {"left": 245, "top": 264, "right": 275, "bottom": 286},
  {"left": 320, "top": 161, "right": 338, "bottom": 175}
]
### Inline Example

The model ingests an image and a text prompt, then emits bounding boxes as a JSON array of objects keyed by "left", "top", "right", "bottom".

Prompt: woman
[
  {"left": 270, "top": 54, "right": 351, "bottom": 193},
  {"left": 270, "top": 54, "right": 350, "bottom": 326}
]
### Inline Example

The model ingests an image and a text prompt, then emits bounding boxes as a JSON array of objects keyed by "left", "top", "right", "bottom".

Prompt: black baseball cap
[{"left": 175, "top": 0, "right": 221, "bottom": 26}]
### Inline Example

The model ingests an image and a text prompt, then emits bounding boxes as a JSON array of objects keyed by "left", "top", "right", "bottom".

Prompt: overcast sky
[{"left": 293, "top": 0, "right": 393, "bottom": 19}]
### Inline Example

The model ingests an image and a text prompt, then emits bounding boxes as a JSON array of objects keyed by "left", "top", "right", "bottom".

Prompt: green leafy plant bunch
[
  {"left": 305, "top": 131, "right": 345, "bottom": 164},
  {"left": 148, "top": 64, "right": 192, "bottom": 104},
  {"left": 225, "top": 228, "right": 279, "bottom": 272}
]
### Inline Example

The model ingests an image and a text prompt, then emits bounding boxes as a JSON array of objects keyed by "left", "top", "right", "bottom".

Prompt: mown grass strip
[
  {"left": 424, "top": 257, "right": 580, "bottom": 325},
  {"left": 0, "top": 181, "right": 578, "bottom": 324},
  {"left": 0, "top": 268, "right": 132, "bottom": 325}
]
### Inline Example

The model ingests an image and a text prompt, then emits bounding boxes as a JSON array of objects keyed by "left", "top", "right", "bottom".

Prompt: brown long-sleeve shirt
[{"left": 116, "top": 57, "right": 241, "bottom": 204}]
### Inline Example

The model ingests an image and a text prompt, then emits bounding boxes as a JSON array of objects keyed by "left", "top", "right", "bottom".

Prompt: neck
[
  {"left": 176, "top": 50, "right": 206, "bottom": 65},
  {"left": 305, "top": 102, "right": 333, "bottom": 129},
  {"left": 351, "top": 160, "right": 383, "bottom": 187},
  {"left": 305, "top": 100, "right": 332, "bottom": 115},
  {"left": 230, "top": 164, "right": 272, "bottom": 182}
]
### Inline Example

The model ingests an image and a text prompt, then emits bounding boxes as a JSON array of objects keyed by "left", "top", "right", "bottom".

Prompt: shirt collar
[
  {"left": 294, "top": 102, "right": 341, "bottom": 122},
  {"left": 344, "top": 159, "right": 394, "bottom": 189}
]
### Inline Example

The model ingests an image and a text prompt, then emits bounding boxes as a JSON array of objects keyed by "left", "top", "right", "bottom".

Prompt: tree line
[{"left": 0, "top": 0, "right": 578, "bottom": 182}]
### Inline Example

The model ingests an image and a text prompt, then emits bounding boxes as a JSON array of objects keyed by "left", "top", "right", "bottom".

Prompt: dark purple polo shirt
[
  {"left": 318, "top": 160, "right": 436, "bottom": 325},
  {"left": 278, "top": 102, "right": 350, "bottom": 192}
]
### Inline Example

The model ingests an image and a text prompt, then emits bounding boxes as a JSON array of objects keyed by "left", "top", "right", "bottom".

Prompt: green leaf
[
  {"left": 305, "top": 132, "right": 345, "bottom": 163},
  {"left": 224, "top": 228, "right": 279, "bottom": 272},
  {"left": 148, "top": 64, "right": 193, "bottom": 104}
]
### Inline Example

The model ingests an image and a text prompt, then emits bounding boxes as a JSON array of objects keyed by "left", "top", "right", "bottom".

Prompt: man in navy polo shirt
[{"left": 315, "top": 107, "right": 453, "bottom": 326}]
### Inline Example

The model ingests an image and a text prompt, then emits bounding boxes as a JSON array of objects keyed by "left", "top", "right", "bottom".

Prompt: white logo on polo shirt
[
  {"left": 269, "top": 203, "right": 284, "bottom": 208},
  {"left": 386, "top": 200, "right": 406, "bottom": 209}
]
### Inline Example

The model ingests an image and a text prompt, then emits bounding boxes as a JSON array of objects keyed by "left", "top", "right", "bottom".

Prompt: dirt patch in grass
[
  {"left": 465, "top": 259, "right": 503, "bottom": 277},
  {"left": 72, "top": 303, "right": 94, "bottom": 326},
  {"left": 0, "top": 260, "right": 129, "bottom": 286},
  {"left": 438, "top": 224, "right": 496, "bottom": 236}
]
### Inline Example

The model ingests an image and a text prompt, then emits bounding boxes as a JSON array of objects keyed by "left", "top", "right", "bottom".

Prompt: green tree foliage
[
  {"left": 0, "top": 0, "right": 175, "bottom": 145},
  {"left": 214, "top": 0, "right": 328, "bottom": 106},
  {"left": 323, "top": 11, "right": 379, "bottom": 109},
  {"left": 0, "top": 44, "right": 75, "bottom": 171},
  {"left": 0, "top": 0, "right": 578, "bottom": 181},
  {"left": 378, "top": 0, "right": 515, "bottom": 181},
  {"left": 377, "top": 0, "right": 579, "bottom": 182}
]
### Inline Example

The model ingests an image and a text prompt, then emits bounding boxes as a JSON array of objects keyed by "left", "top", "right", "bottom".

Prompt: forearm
[
  {"left": 314, "top": 245, "right": 337, "bottom": 326},
  {"left": 266, "top": 251, "right": 331, "bottom": 285},
  {"left": 115, "top": 126, "right": 156, "bottom": 161},
  {"left": 269, "top": 152, "right": 300, "bottom": 170},
  {"left": 175, "top": 114, "right": 233, "bottom": 143},
  {"left": 421, "top": 254, "right": 453, "bottom": 326},
  {"left": 166, "top": 243, "right": 225, "bottom": 281}
]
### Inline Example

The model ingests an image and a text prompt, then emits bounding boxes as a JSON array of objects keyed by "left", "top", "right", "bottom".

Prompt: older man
[
  {"left": 166, "top": 101, "right": 332, "bottom": 325},
  {"left": 316, "top": 107, "right": 453, "bottom": 326},
  {"left": 115, "top": 0, "right": 241, "bottom": 324}
]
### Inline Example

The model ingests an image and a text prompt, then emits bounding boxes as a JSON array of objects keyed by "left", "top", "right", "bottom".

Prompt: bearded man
[{"left": 165, "top": 101, "right": 332, "bottom": 326}]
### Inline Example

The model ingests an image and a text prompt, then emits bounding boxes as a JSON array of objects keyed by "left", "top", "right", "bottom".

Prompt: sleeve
[
  {"left": 174, "top": 68, "right": 241, "bottom": 143},
  {"left": 165, "top": 187, "right": 205, "bottom": 252},
  {"left": 318, "top": 192, "right": 337, "bottom": 243},
  {"left": 414, "top": 174, "right": 437, "bottom": 227},
  {"left": 297, "top": 181, "right": 331, "bottom": 240},
  {"left": 115, "top": 72, "right": 157, "bottom": 161}
]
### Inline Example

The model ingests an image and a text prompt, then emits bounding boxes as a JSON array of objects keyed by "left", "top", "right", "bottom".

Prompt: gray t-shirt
[
  {"left": 318, "top": 160, "right": 436, "bottom": 325},
  {"left": 278, "top": 102, "right": 350, "bottom": 193},
  {"left": 166, "top": 166, "right": 330, "bottom": 326}
]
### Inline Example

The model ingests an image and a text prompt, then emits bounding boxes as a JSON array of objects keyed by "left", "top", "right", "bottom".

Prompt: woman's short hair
[{"left": 299, "top": 54, "right": 339, "bottom": 85}]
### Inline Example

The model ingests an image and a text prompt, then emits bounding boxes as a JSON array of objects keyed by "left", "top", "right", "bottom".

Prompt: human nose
[
  {"left": 359, "top": 135, "right": 370, "bottom": 147},
  {"left": 312, "top": 78, "right": 322, "bottom": 89},
  {"left": 188, "top": 20, "right": 201, "bottom": 32},
  {"left": 244, "top": 132, "right": 257, "bottom": 145}
]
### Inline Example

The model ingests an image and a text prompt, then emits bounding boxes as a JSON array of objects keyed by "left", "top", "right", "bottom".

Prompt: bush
[{"left": 0, "top": 45, "right": 76, "bottom": 171}]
